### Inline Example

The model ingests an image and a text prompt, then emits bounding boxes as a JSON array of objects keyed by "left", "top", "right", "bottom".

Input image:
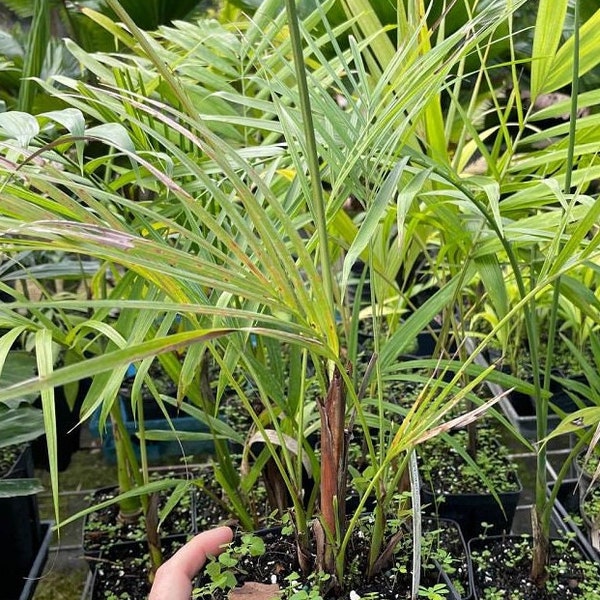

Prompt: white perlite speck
[{"left": 350, "top": 591, "right": 361, "bottom": 600}]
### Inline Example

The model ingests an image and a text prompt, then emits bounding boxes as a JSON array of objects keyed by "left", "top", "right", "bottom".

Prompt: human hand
[{"left": 149, "top": 526, "right": 233, "bottom": 600}]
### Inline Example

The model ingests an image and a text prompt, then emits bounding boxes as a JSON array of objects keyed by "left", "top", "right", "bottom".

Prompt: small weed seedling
[{"left": 192, "top": 533, "right": 265, "bottom": 598}]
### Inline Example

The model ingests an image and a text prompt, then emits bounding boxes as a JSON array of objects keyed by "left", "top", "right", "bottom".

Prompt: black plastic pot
[
  {"left": 468, "top": 533, "right": 600, "bottom": 599},
  {"left": 83, "top": 536, "right": 188, "bottom": 600},
  {"left": 478, "top": 355, "right": 586, "bottom": 441},
  {"left": 580, "top": 486, "right": 600, "bottom": 554},
  {"left": 424, "top": 517, "right": 475, "bottom": 600},
  {"left": 550, "top": 478, "right": 600, "bottom": 562},
  {"left": 573, "top": 448, "right": 599, "bottom": 499},
  {"left": 494, "top": 388, "right": 562, "bottom": 441},
  {"left": 422, "top": 470, "right": 522, "bottom": 543},
  {"left": 0, "top": 445, "right": 44, "bottom": 600}
]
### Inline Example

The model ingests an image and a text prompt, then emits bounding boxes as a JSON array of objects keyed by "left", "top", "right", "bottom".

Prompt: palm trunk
[{"left": 316, "top": 367, "right": 347, "bottom": 585}]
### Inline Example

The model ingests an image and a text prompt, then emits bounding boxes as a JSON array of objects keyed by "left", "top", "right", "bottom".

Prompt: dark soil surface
[
  {"left": 88, "top": 538, "right": 186, "bottom": 599},
  {"left": 194, "top": 518, "right": 471, "bottom": 599},
  {"left": 470, "top": 535, "right": 600, "bottom": 599},
  {"left": 0, "top": 443, "right": 25, "bottom": 477},
  {"left": 194, "top": 477, "right": 237, "bottom": 530},
  {"left": 419, "top": 427, "right": 520, "bottom": 495},
  {"left": 83, "top": 480, "right": 195, "bottom": 557}
]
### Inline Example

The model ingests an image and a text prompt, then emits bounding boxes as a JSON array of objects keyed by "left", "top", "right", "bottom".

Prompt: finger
[
  {"left": 149, "top": 526, "right": 233, "bottom": 600},
  {"left": 171, "top": 526, "right": 234, "bottom": 579}
]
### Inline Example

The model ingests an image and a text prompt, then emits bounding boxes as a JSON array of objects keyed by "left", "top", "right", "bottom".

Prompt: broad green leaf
[
  {"left": 55, "top": 476, "right": 186, "bottom": 530},
  {"left": 0, "top": 407, "right": 44, "bottom": 448},
  {"left": 558, "top": 274, "right": 600, "bottom": 321},
  {"left": 17, "top": 0, "right": 49, "bottom": 112},
  {"left": 340, "top": 0, "right": 396, "bottom": 76},
  {"left": 0, "top": 346, "right": 38, "bottom": 404},
  {"left": 63, "top": 38, "right": 114, "bottom": 82},
  {"left": 0, "top": 30, "right": 24, "bottom": 60},
  {"left": 0, "top": 329, "right": 240, "bottom": 405},
  {"left": 468, "top": 175, "right": 502, "bottom": 236},
  {"left": 80, "top": 6, "right": 139, "bottom": 51},
  {"left": 158, "top": 481, "right": 190, "bottom": 529},
  {"left": 551, "top": 192, "right": 600, "bottom": 276},
  {"left": 85, "top": 123, "right": 136, "bottom": 152},
  {"left": 380, "top": 270, "right": 474, "bottom": 369},
  {"left": 0, "top": 331, "right": 31, "bottom": 383},
  {"left": 0, "top": 479, "right": 44, "bottom": 498},
  {"left": 40, "top": 108, "right": 86, "bottom": 167},
  {"left": 396, "top": 166, "right": 432, "bottom": 250},
  {"left": 0, "top": 111, "right": 39, "bottom": 147},
  {"left": 142, "top": 430, "right": 219, "bottom": 442},
  {"left": 1, "top": 261, "right": 99, "bottom": 282},
  {"left": 545, "top": 406, "right": 600, "bottom": 441},
  {"left": 160, "top": 397, "right": 245, "bottom": 444}
]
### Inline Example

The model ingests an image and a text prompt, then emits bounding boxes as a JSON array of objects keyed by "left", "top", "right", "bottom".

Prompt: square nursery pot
[
  {"left": 573, "top": 447, "right": 600, "bottom": 500},
  {"left": 419, "top": 431, "right": 522, "bottom": 543},
  {"left": 82, "top": 481, "right": 196, "bottom": 569},
  {"left": 423, "top": 517, "right": 475, "bottom": 600},
  {"left": 480, "top": 380, "right": 564, "bottom": 441},
  {"left": 402, "top": 327, "right": 457, "bottom": 361},
  {"left": 422, "top": 469, "right": 522, "bottom": 544},
  {"left": 82, "top": 536, "right": 188, "bottom": 600},
  {"left": 358, "top": 321, "right": 455, "bottom": 362},
  {"left": 549, "top": 478, "right": 600, "bottom": 562},
  {"left": 496, "top": 389, "right": 560, "bottom": 441},
  {"left": 0, "top": 445, "right": 44, "bottom": 600},
  {"left": 89, "top": 396, "right": 215, "bottom": 464},
  {"left": 468, "top": 533, "right": 600, "bottom": 599}
]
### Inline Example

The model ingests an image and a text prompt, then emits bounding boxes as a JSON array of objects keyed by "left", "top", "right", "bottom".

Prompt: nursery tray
[
  {"left": 495, "top": 389, "right": 561, "bottom": 440},
  {"left": 17, "top": 521, "right": 53, "bottom": 600},
  {"left": 468, "top": 533, "right": 600, "bottom": 599}
]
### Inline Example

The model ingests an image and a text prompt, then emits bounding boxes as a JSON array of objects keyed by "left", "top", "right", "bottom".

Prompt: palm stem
[
  {"left": 283, "top": 0, "right": 335, "bottom": 320},
  {"left": 531, "top": 0, "right": 580, "bottom": 581}
]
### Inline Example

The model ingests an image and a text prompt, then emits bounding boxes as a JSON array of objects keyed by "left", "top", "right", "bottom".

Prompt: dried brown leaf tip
[{"left": 228, "top": 581, "right": 281, "bottom": 599}]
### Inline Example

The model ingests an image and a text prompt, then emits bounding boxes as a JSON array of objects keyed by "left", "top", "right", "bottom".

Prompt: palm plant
[
  {"left": 341, "top": 0, "right": 600, "bottom": 587},
  {"left": 3, "top": 0, "right": 599, "bottom": 595},
  {"left": 445, "top": 0, "right": 600, "bottom": 586}
]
